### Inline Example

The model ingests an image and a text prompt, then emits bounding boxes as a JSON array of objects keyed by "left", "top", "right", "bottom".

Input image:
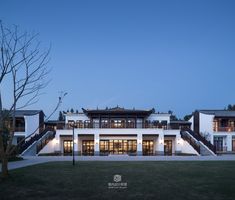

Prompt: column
[
  {"left": 156, "top": 133, "right": 164, "bottom": 155},
  {"left": 175, "top": 133, "right": 182, "bottom": 154},
  {"left": 54, "top": 132, "right": 61, "bottom": 154},
  {"left": 74, "top": 132, "right": 79, "bottom": 155},
  {"left": 94, "top": 134, "right": 100, "bottom": 156},
  {"left": 227, "top": 135, "right": 232, "bottom": 152},
  {"left": 137, "top": 133, "right": 142, "bottom": 156}
]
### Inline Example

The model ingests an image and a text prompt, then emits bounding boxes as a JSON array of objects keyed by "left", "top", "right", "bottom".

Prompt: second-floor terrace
[
  {"left": 60, "top": 107, "right": 185, "bottom": 130},
  {"left": 213, "top": 118, "right": 235, "bottom": 132},
  {"left": 56, "top": 119, "right": 191, "bottom": 130},
  {"left": 65, "top": 119, "right": 168, "bottom": 129}
]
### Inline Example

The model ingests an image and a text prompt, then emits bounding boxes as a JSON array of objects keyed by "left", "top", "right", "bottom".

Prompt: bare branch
[{"left": 0, "top": 21, "right": 51, "bottom": 171}]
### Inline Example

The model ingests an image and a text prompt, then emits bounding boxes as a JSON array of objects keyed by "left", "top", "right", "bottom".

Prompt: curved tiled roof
[
  {"left": 199, "top": 110, "right": 235, "bottom": 117},
  {"left": 82, "top": 106, "right": 155, "bottom": 116}
]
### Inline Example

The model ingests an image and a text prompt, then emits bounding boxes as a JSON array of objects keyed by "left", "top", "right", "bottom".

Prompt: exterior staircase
[
  {"left": 180, "top": 131, "right": 200, "bottom": 154},
  {"left": 181, "top": 128, "right": 216, "bottom": 156},
  {"left": 19, "top": 128, "right": 55, "bottom": 156}
]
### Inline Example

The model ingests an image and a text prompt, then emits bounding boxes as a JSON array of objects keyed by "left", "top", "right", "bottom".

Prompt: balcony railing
[
  {"left": 60, "top": 122, "right": 168, "bottom": 130},
  {"left": 214, "top": 127, "right": 235, "bottom": 132}
]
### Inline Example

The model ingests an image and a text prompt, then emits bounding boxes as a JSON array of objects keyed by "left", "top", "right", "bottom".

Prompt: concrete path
[{"left": 1, "top": 155, "right": 235, "bottom": 172}]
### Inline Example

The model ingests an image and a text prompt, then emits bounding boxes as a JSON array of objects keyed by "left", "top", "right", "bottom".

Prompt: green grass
[{"left": 1, "top": 161, "right": 235, "bottom": 200}]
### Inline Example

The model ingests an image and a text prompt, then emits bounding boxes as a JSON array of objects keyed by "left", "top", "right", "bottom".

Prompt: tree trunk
[{"left": 1, "top": 155, "right": 9, "bottom": 178}]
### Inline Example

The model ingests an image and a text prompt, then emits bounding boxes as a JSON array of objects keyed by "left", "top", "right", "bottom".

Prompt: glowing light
[
  {"left": 177, "top": 138, "right": 183, "bottom": 145},
  {"left": 53, "top": 138, "right": 59, "bottom": 145},
  {"left": 159, "top": 138, "right": 164, "bottom": 144}
]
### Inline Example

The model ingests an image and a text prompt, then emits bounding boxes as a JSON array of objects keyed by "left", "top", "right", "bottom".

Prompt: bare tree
[{"left": 0, "top": 21, "right": 51, "bottom": 178}]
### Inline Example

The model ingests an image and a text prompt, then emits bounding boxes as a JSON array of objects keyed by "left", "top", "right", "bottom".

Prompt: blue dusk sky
[{"left": 1, "top": 0, "right": 235, "bottom": 119}]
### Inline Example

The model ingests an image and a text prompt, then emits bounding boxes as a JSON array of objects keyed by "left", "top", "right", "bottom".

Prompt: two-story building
[
  {"left": 189, "top": 110, "right": 235, "bottom": 153},
  {"left": 12, "top": 110, "right": 44, "bottom": 145},
  {"left": 40, "top": 107, "right": 197, "bottom": 156}
]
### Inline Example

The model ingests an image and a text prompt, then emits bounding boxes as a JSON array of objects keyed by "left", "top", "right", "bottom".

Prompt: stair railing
[
  {"left": 36, "top": 131, "right": 56, "bottom": 154},
  {"left": 180, "top": 131, "right": 200, "bottom": 154},
  {"left": 182, "top": 128, "right": 216, "bottom": 154},
  {"left": 19, "top": 128, "right": 53, "bottom": 154}
]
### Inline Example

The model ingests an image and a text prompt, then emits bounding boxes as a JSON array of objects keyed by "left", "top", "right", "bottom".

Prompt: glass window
[
  {"left": 214, "top": 137, "right": 224, "bottom": 152},
  {"left": 100, "top": 140, "right": 109, "bottom": 155},
  {"left": 164, "top": 140, "right": 172, "bottom": 155},
  {"left": 232, "top": 139, "right": 235, "bottom": 151},
  {"left": 143, "top": 140, "right": 154, "bottom": 156},
  {"left": 63, "top": 140, "right": 73, "bottom": 155},
  {"left": 82, "top": 140, "right": 94, "bottom": 156}
]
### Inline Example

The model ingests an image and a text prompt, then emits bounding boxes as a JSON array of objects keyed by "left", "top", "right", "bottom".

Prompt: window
[
  {"left": 15, "top": 118, "right": 25, "bottom": 132},
  {"left": 143, "top": 140, "right": 154, "bottom": 155},
  {"left": 164, "top": 140, "right": 172, "bottom": 155},
  {"left": 100, "top": 140, "right": 137, "bottom": 155},
  {"left": 126, "top": 119, "right": 135, "bottom": 128},
  {"left": 76, "top": 120, "right": 83, "bottom": 128},
  {"left": 82, "top": 140, "right": 94, "bottom": 156},
  {"left": 127, "top": 140, "right": 137, "bottom": 153},
  {"left": 63, "top": 140, "right": 73, "bottom": 155},
  {"left": 100, "top": 140, "right": 109, "bottom": 155},
  {"left": 111, "top": 120, "right": 125, "bottom": 128},
  {"left": 101, "top": 119, "right": 109, "bottom": 128},
  {"left": 232, "top": 138, "right": 235, "bottom": 151},
  {"left": 214, "top": 137, "right": 224, "bottom": 152},
  {"left": 84, "top": 120, "right": 91, "bottom": 128}
]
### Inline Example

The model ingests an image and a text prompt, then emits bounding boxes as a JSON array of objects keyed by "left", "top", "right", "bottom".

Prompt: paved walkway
[{"left": 1, "top": 155, "right": 235, "bottom": 172}]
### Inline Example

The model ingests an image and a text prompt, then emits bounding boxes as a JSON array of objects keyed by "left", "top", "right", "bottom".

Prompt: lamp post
[{"left": 72, "top": 120, "right": 75, "bottom": 166}]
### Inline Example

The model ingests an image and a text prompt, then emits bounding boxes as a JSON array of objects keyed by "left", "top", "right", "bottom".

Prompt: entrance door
[
  {"left": 109, "top": 140, "right": 129, "bottom": 154},
  {"left": 113, "top": 140, "right": 122, "bottom": 154},
  {"left": 113, "top": 140, "right": 126, "bottom": 154},
  {"left": 214, "top": 137, "right": 223, "bottom": 152},
  {"left": 164, "top": 140, "right": 172, "bottom": 155},
  {"left": 100, "top": 140, "right": 136, "bottom": 155},
  {"left": 63, "top": 140, "right": 73, "bottom": 155},
  {"left": 142, "top": 140, "right": 154, "bottom": 155},
  {"left": 82, "top": 140, "right": 94, "bottom": 156},
  {"left": 232, "top": 139, "right": 235, "bottom": 151}
]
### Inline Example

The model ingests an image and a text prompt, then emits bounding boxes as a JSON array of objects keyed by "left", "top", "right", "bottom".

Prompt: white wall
[
  {"left": 181, "top": 140, "right": 199, "bottom": 155},
  {"left": 188, "top": 116, "right": 194, "bottom": 130},
  {"left": 38, "top": 140, "right": 56, "bottom": 154},
  {"left": 24, "top": 114, "right": 39, "bottom": 137},
  {"left": 199, "top": 113, "right": 214, "bottom": 143},
  {"left": 199, "top": 113, "right": 214, "bottom": 133}
]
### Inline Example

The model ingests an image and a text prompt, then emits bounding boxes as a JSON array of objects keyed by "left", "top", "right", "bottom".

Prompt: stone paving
[{"left": 1, "top": 155, "right": 235, "bottom": 172}]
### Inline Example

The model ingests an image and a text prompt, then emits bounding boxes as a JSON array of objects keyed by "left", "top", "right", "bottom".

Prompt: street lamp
[{"left": 71, "top": 120, "right": 76, "bottom": 166}]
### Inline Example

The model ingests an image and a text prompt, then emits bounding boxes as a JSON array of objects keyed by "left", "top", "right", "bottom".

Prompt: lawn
[{"left": 1, "top": 161, "right": 235, "bottom": 200}]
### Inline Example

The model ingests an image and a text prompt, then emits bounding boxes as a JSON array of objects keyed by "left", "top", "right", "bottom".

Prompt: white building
[
  {"left": 189, "top": 110, "right": 235, "bottom": 153},
  {"left": 12, "top": 110, "right": 44, "bottom": 145},
  {"left": 39, "top": 107, "right": 200, "bottom": 156}
]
